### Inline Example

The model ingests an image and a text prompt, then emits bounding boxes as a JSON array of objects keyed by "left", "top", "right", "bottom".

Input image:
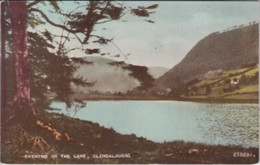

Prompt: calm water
[{"left": 49, "top": 101, "right": 259, "bottom": 148}]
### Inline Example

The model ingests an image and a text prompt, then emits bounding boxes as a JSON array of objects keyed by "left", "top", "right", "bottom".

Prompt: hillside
[
  {"left": 156, "top": 23, "right": 259, "bottom": 88},
  {"left": 181, "top": 65, "right": 258, "bottom": 101}
]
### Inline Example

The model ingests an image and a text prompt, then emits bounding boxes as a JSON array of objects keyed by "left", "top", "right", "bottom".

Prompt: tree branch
[
  {"left": 96, "top": 19, "right": 113, "bottom": 25},
  {"left": 26, "top": 1, "right": 41, "bottom": 9},
  {"left": 51, "top": 33, "right": 75, "bottom": 40},
  {"left": 74, "top": 34, "right": 84, "bottom": 44},
  {"left": 29, "top": 8, "right": 81, "bottom": 34},
  {"left": 96, "top": 10, "right": 127, "bottom": 25}
]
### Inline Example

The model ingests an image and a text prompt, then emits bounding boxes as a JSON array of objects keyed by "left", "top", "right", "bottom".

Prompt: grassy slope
[
  {"left": 1, "top": 109, "right": 258, "bottom": 164},
  {"left": 184, "top": 66, "right": 258, "bottom": 101}
]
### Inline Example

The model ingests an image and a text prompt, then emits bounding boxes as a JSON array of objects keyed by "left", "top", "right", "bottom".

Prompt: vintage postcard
[{"left": 1, "top": 0, "right": 259, "bottom": 164}]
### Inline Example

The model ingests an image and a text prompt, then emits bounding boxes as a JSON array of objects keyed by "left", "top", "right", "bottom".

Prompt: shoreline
[
  {"left": 68, "top": 95, "right": 259, "bottom": 104},
  {"left": 179, "top": 97, "right": 259, "bottom": 104}
]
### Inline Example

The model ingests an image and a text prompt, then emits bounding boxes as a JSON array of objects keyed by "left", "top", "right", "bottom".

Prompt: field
[{"left": 184, "top": 65, "right": 258, "bottom": 101}]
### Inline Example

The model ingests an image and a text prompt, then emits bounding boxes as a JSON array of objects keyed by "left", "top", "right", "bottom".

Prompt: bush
[
  {"left": 248, "top": 72, "right": 258, "bottom": 84},
  {"left": 239, "top": 75, "right": 247, "bottom": 85},
  {"left": 224, "top": 79, "right": 231, "bottom": 85}
]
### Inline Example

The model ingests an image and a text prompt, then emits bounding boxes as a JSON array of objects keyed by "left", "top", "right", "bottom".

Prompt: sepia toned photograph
[{"left": 1, "top": 0, "right": 259, "bottom": 164}]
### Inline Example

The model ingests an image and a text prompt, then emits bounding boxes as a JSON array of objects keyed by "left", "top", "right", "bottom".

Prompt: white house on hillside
[{"left": 230, "top": 78, "right": 239, "bottom": 88}]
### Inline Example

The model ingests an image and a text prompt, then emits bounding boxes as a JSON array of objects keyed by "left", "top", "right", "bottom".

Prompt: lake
[{"left": 48, "top": 101, "right": 259, "bottom": 148}]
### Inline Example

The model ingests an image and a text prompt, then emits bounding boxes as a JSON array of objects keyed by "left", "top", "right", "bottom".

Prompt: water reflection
[{"left": 197, "top": 104, "right": 259, "bottom": 147}]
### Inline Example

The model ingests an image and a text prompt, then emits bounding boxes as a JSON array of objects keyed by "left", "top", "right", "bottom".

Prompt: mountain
[
  {"left": 156, "top": 23, "right": 259, "bottom": 88},
  {"left": 71, "top": 56, "right": 154, "bottom": 94},
  {"left": 148, "top": 67, "right": 169, "bottom": 79}
]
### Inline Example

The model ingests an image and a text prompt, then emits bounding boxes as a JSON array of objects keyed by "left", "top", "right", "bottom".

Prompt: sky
[{"left": 35, "top": 1, "right": 259, "bottom": 68}]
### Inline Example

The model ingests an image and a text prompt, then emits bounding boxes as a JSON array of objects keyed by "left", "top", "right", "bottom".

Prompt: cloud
[{"left": 37, "top": 1, "right": 258, "bottom": 68}]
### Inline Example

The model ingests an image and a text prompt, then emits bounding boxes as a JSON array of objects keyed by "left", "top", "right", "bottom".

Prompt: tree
[
  {"left": 1, "top": 2, "right": 7, "bottom": 109},
  {"left": 123, "top": 64, "right": 155, "bottom": 90},
  {"left": 224, "top": 78, "right": 231, "bottom": 85},
  {"left": 239, "top": 75, "right": 247, "bottom": 85},
  {"left": 7, "top": 2, "right": 36, "bottom": 124},
  {"left": 4, "top": 1, "right": 158, "bottom": 126}
]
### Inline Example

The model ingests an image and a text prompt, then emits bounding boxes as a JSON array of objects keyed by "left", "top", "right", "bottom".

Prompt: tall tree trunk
[
  {"left": 1, "top": 2, "right": 6, "bottom": 109},
  {"left": 9, "top": 2, "right": 36, "bottom": 121}
]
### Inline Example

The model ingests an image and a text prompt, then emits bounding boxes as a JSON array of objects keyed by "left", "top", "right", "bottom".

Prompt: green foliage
[
  {"left": 1, "top": 31, "right": 90, "bottom": 109},
  {"left": 131, "top": 4, "right": 158, "bottom": 17},
  {"left": 145, "top": 4, "right": 159, "bottom": 9},
  {"left": 239, "top": 75, "right": 247, "bottom": 85},
  {"left": 49, "top": 1, "right": 60, "bottom": 12},
  {"left": 131, "top": 8, "right": 150, "bottom": 17},
  {"left": 224, "top": 79, "right": 231, "bottom": 85},
  {"left": 42, "top": 30, "right": 53, "bottom": 42},
  {"left": 85, "top": 48, "right": 100, "bottom": 54},
  {"left": 105, "top": 5, "right": 123, "bottom": 20},
  {"left": 26, "top": 32, "right": 67, "bottom": 107},
  {"left": 64, "top": 1, "right": 127, "bottom": 44},
  {"left": 123, "top": 65, "right": 155, "bottom": 90},
  {"left": 28, "top": 14, "right": 45, "bottom": 29},
  {"left": 93, "top": 37, "right": 112, "bottom": 45}
]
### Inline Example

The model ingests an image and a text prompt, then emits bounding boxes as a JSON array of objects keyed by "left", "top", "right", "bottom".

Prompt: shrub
[
  {"left": 224, "top": 79, "right": 231, "bottom": 85},
  {"left": 239, "top": 75, "right": 247, "bottom": 85}
]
